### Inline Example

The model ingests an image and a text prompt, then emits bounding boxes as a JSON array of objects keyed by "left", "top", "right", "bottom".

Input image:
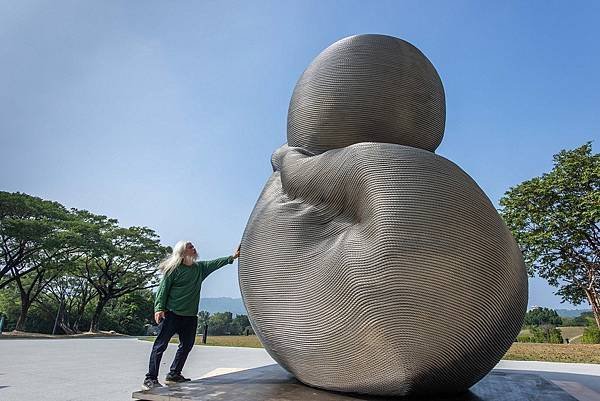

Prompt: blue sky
[{"left": 1, "top": 1, "right": 598, "bottom": 308}]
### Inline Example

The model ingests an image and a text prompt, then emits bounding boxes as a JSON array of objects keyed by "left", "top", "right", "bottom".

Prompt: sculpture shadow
[
  {"left": 133, "top": 364, "right": 579, "bottom": 401},
  {"left": 179, "top": 364, "right": 492, "bottom": 401}
]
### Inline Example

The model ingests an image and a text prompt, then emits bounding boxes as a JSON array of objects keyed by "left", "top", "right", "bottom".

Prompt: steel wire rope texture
[{"left": 239, "top": 34, "right": 527, "bottom": 396}]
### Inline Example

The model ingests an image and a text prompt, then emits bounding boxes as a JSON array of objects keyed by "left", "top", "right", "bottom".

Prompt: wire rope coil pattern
[
  {"left": 239, "top": 34, "right": 527, "bottom": 396},
  {"left": 287, "top": 34, "right": 445, "bottom": 154}
]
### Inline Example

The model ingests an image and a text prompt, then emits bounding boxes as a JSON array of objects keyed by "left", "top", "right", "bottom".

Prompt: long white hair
[{"left": 159, "top": 240, "right": 196, "bottom": 276}]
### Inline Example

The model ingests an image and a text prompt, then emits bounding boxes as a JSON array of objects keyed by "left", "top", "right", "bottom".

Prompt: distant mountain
[
  {"left": 555, "top": 309, "right": 591, "bottom": 318},
  {"left": 199, "top": 297, "right": 247, "bottom": 315}
]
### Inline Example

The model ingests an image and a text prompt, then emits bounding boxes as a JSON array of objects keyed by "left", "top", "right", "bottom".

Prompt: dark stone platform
[{"left": 132, "top": 364, "right": 578, "bottom": 401}]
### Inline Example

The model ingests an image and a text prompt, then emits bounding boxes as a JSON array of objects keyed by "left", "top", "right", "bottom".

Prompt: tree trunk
[
  {"left": 56, "top": 301, "right": 76, "bottom": 335},
  {"left": 13, "top": 267, "right": 52, "bottom": 332},
  {"left": 585, "top": 289, "right": 600, "bottom": 329},
  {"left": 73, "top": 316, "right": 83, "bottom": 333},
  {"left": 74, "top": 287, "right": 95, "bottom": 333},
  {"left": 14, "top": 299, "right": 31, "bottom": 331},
  {"left": 58, "top": 319, "right": 75, "bottom": 335},
  {"left": 89, "top": 297, "right": 108, "bottom": 332},
  {"left": 14, "top": 270, "right": 34, "bottom": 332}
]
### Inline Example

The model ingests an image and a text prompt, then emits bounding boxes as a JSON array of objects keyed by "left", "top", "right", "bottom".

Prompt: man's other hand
[
  {"left": 155, "top": 311, "right": 165, "bottom": 324},
  {"left": 233, "top": 244, "right": 241, "bottom": 260}
]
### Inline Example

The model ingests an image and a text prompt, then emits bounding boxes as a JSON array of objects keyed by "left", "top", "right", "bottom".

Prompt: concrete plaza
[
  {"left": 1, "top": 337, "right": 598, "bottom": 401},
  {"left": 0, "top": 337, "right": 274, "bottom": 401}
]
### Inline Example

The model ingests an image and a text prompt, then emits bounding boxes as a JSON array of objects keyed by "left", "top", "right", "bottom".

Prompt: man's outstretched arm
[{"left": 202, "top": 245, "right": 240, "bottom": 278}]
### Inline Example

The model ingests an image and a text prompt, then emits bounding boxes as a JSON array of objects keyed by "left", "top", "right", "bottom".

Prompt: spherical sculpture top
[{"left": 287, "top": 34, "right": 446, "bottom": 153}]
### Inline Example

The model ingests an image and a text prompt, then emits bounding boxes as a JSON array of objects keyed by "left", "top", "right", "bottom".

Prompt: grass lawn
[
  {"left": 139, "top": 335, "right": 263, "bottom": 348},
  {"left": 557, "top": 326, "right": 586, "bottom": 342},
  {"left": 139, "top": 334, "right": 600, "bottom": 363},
  {"left": 504, "top": 343, "right": 600, "bottom": 363}
]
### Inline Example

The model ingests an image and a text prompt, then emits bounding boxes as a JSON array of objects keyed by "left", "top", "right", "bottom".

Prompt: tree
[
  {"left": 581, "top": 326, "right": 600, "bottom": 343},
  {"left": 562, "top": 313, "right": 591, "bottom": 327},
  {"left": 36, "top": 272, "right": 98, "bottom": 334},
  {"left": 0, "top": 280, "right": 65, "bottom": 334},
  {"left": 578, "top": 311, "right": 597, "bottom": 326},
  {"left": 0, "top": 192, "right": 83, "bottom": 289},
  {"left": 0, "top": 283, "right": 21, "bottom": 331},
  {"left": 231, "top": 314, "right": 251, "bottom": 335},
  {"left": 523, "top": 307, "right": 562, "bottom": 327},
  {"left": 196, "top": 310, "right": 211, "bottom": 334},
  {"left": 208, "top": 312, "right": 233, "bottom": 335},
  {"left": 11, "top": 257, "right": 63, "bottom": 331},
  {"left": 0, "top": 193, "right": 169, "bottom": 334},
  {"left": 530, "top": 325, "right": 564, "bottom": 344},
  {"left": 101, "top": 289, "right": 155, "bottom": 335},
  {"left": 0, "top": 192, "right": 98, "bottom": 330},
  {"left": 500, "top": 143, "right": 600, "bottom": 328},
  {"left": 79, "top": 218, "right": 168, "bottom": 332}
]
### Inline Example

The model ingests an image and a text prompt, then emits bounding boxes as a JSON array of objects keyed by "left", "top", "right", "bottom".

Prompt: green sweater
[{"left": 154, "top": 256, "right": 234, "bottom": 316}]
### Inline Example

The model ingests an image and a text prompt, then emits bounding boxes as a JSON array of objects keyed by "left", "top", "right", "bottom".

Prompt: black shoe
[
  {"left": 142, "top": 377, "right": 163, "bottom": 391},
  {"left": 165, "top": 372, "right": 192, "bottom": 384}
]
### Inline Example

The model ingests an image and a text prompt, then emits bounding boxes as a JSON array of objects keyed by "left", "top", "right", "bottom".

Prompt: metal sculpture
[{"left": 239, "top": 34, "right": 528, "bottom": 396}]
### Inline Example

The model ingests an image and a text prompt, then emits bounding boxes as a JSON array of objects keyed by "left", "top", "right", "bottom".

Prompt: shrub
[
  {"left": 523, "top": 308, "right": 562, "bottom": 326},
  {"left": 518, "top": 325, "right": 564, "bottom": 343},
  {"left": 561, "top": 316, "right": 590, "bottom": 327},
  {"left": 581, "top": 327, "right": 600, "bottom": 344},
  {"left": 516, "top": 335, "right": 534, "bottom": 343}
]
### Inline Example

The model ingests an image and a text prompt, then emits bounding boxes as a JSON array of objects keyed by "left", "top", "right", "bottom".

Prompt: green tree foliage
[
  {"left": 518, "top": 325, "right": 564, "bottom": 344},
  {"left": 0, "top": 191, "right": 168, "bottom": 334},
  {"left": 565, "top": 312, "right": 595, "bottom": 327},
  {"left": 499, "top": 143, "right": 600, "bottom": 328},
  {"left": 579, "top": 311, "right": 597, "bottom": 326},
  {"left": 561, "top": 311, "right": 595, "bottom": 327},
  {"left": 523, "top": 307, "right": 562, "bottom": 327},
  {"left": 532, "top": 325, "right": 564, "bottom": 344},
  {"left": 197, "top": 310, "right": 211, "bottom": 332},
  {"left": 78, "top": 218, "right": 168, "bottom": 332},
  {"left": 581, "top": 326, "right": 600, "bottom": 344},
  {"left": 200, "top": 311, "right": 253, "bottom": 335},
  {"left": 0, "top": 279, "right": 84, "bottom": 334},
  {"left": 0, "top": 192, "right": 88, "bottom": 289},
  {"left": 2, "top": 283, "right": 155, "bottom": 335},
  {"left": 0, "top": 283, "right": 21, "bottom": 331},
  {"left": 0, "top": 192, "right": 100, "bottom": 329},
  {"left": 11, "top": 261, "right": 62, "bottom": 331},
  {"left": 36, "top": 273, "right": 98, "bottom": 334},
  {"left": 100, "top": 289, "right": 155, "bottom": 335},
  {"left": 208, "top": 311, "right": 233, "bottom": 335},
  {"left": 231, "top": 314, "right": 252, "bottom": 335}
]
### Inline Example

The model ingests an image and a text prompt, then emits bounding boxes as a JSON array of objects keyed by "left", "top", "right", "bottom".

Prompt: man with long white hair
[{"left": 142, "top": 240, "right": 240, "bottom": 390}]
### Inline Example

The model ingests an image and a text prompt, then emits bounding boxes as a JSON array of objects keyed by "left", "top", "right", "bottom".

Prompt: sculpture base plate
[{"left": 132, "top": 364, "right": 577, "bottom": 401}]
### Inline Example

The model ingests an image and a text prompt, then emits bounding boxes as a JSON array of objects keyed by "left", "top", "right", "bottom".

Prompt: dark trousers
[{"left": 146, "top": 311, "right": 198, "bottom": 379}]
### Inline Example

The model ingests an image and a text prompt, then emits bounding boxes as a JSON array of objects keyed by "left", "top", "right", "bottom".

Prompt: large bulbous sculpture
[{"left": 239, "top": 34, "right": 528, "bottom": 397}]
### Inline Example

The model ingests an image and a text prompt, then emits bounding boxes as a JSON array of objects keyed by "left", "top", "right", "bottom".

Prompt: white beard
[{"left": 183, "top": 255, "right": 197, "bottom": 265}]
